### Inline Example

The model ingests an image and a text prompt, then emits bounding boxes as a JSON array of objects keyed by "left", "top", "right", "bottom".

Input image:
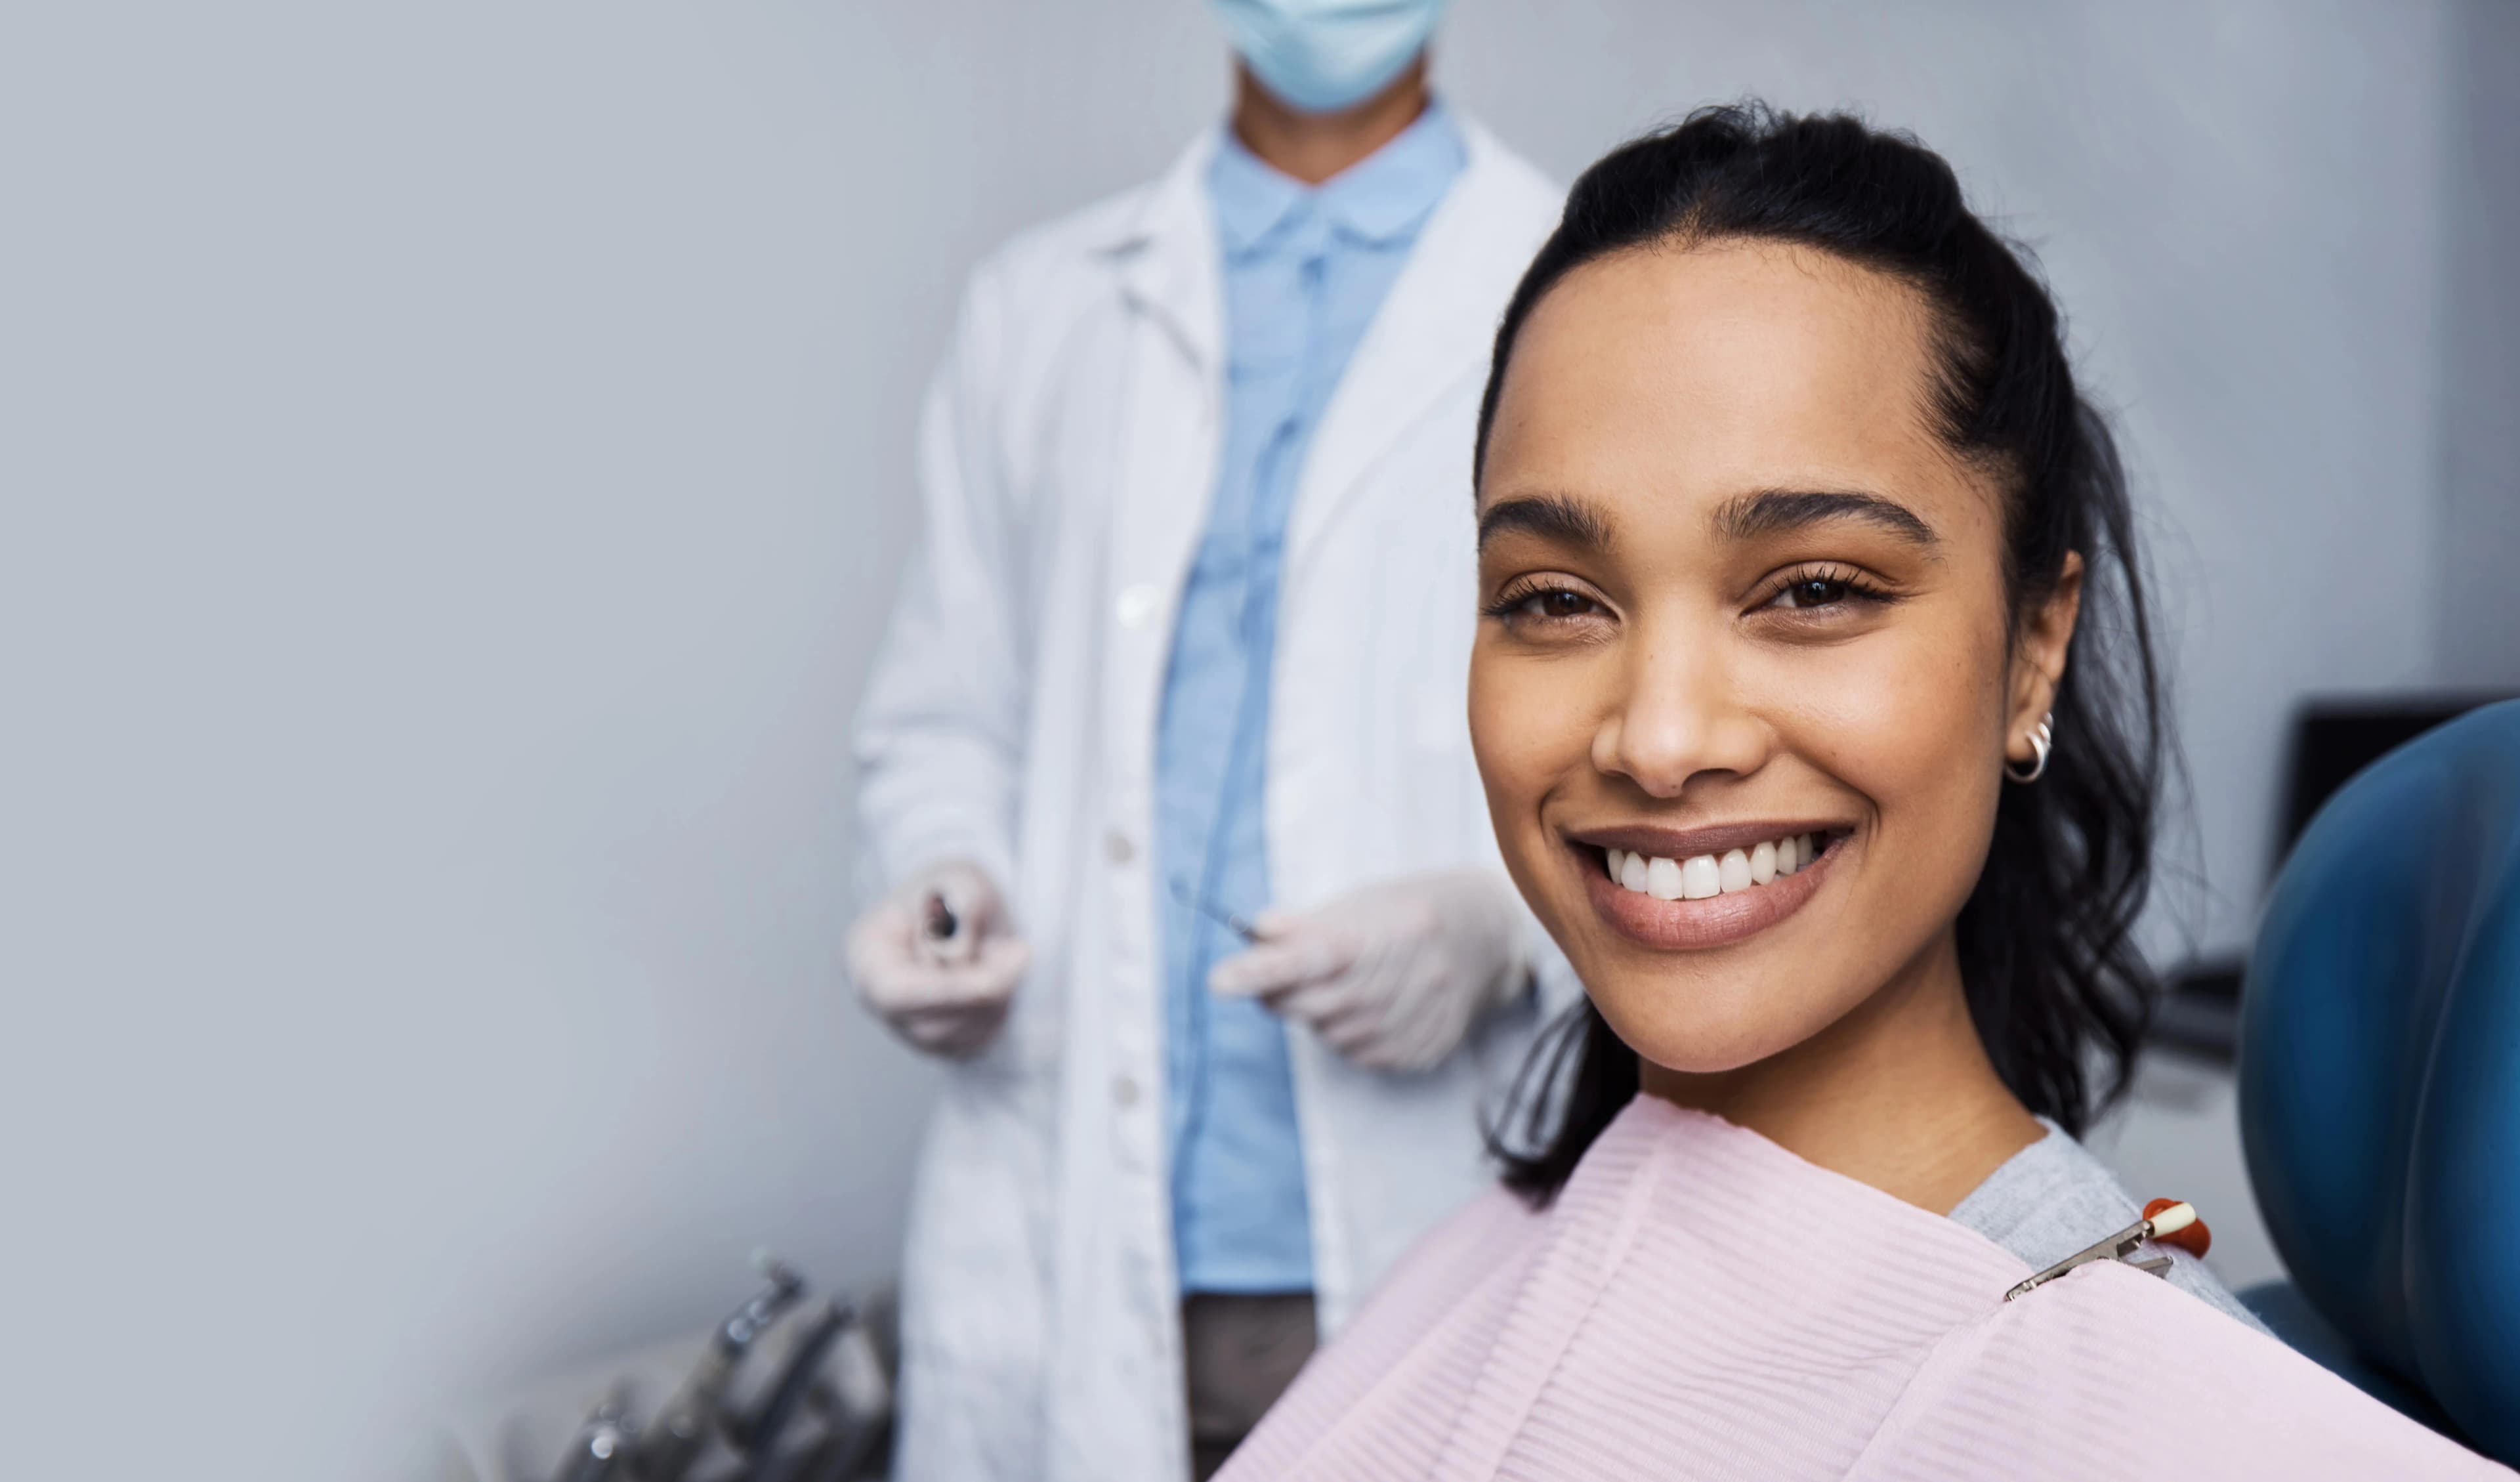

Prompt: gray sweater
[{"left": 1947, "top": 1117, "right": 2269, "bottom": 1334}]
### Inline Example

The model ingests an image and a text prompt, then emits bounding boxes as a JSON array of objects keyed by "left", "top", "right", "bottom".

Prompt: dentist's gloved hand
[
  {"left": 1208, "top": 869, "right": 1528, "bottom": 1073},
  {"left": 846, "top": 858, "right": 1030, "bottom": 1058}
]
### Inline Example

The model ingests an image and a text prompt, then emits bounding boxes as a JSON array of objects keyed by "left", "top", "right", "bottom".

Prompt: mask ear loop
[{"left": 2005, "top": 710, "right": 2054, "bottom": 784}]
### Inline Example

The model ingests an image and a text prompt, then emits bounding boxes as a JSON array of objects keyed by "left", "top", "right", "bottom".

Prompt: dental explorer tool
[{"left": 1167, "top": 874, "right": 1261, "bottom": 944}]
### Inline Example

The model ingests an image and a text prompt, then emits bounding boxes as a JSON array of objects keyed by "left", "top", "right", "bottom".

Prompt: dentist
[{"left": 846, "top": 4, "right": 1567, "bottom": 1477}]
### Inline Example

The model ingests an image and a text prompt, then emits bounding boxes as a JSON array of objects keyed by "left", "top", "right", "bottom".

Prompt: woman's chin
[{"left": 1592, "top": 992, "right": 1815, "bottom": 1082}]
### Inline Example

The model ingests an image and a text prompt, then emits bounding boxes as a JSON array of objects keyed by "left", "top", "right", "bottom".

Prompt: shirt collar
[{"left": 1208, "top": 100, "right": 1467, "bottom": 259}]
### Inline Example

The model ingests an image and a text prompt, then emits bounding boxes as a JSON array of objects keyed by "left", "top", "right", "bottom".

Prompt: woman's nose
[{"left": 1590, "top": 635, "right": 1773, "bottom": 798}]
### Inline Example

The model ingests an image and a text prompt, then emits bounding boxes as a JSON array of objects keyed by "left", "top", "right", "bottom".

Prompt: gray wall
[
  {"left": 2439, "top": 0, "right": 2520, "bottom": 688},
  {"left": 0, "top": 3, "right": 2500, "bottom": 1477}
]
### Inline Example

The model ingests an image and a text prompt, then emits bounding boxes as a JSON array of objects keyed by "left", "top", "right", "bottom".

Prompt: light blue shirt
[{"left": 1153, "top": 106, "right": 1467, "bottom": 1295}]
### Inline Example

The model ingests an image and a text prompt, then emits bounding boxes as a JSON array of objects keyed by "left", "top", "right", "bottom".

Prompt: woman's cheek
[
  {"left": 1471, "top": 644, "right": 1597, "bottom": 873},
  {"left": 1780, "top": 615, "right": 2007, "bottom": 914},
  {"left": 1776, "top": 604, "right": 1997, "bottom": 775},
  {"left": 1472, "top": 645, "right": 1601, "bottom": 786}
]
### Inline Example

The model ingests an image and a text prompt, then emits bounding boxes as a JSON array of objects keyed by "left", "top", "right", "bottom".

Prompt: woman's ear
[{"left": 2008, "top": 551, "right": 2084, "bottom": 765}]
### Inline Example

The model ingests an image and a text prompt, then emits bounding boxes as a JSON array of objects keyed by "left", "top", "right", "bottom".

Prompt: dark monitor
[
  {"left": 2154, "top": 691, "right": 2513, "bottom": 1061},
  {"left": 2275, "top": 694, "right": 2516, "bottom": 877}
]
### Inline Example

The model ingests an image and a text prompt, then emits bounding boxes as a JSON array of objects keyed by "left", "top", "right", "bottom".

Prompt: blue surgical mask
[{"left": 1207, "top": 0, "right": 1448, "bottom": 115}]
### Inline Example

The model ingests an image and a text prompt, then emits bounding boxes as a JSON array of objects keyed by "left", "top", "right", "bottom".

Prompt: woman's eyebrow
[
  {"left": 1476, "top": 492, "right": 1617, "bottom": 555},
  {"left": 1712, "top": 488, "right": 1942, "bottom": 551}
]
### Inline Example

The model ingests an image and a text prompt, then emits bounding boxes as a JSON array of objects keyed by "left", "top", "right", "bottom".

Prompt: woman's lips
[{"left": 1575, "top": 831, "right": 1845, "bottom": 950}]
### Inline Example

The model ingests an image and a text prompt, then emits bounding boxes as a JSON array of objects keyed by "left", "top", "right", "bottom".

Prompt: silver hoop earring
[{"left": 2006, "top": 711, "right": 2053, "bottom": 784}]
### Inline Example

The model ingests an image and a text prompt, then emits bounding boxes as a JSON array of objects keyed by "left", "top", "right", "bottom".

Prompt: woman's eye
[
  {"left": 1764, "top": 572, "right": 1885, "bottom": 607},
  {"left": 1773, "top": 577, "right": 1851, "bottom": 610},
  {"left": 1486, "top": 583, "right": 1606, "bottom": 628}
]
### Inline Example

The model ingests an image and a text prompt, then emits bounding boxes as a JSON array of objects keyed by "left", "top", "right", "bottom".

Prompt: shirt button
[
  {"left": 1104, "top": 830, "right": 1134, "bottom": 866},
  {"left": 1112, "top": 1074, "right": 1139, "bottom": 1108},
  {"left": 1115, "top": 582, "right": 1160, "bottom": 630}
]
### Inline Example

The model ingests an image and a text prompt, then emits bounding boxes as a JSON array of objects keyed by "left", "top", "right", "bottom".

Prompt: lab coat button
[
  {"left": 1112, "top": 1073, "right": 1139, "bottom": 1108},
  {"left": 1115, "top": 582, "right": 1160, "bottom": 630},
  {"left": 1104, "top": 830, "right": 1134, "bottom": 865}
]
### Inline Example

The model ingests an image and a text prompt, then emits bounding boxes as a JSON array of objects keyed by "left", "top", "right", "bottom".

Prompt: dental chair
[{"left": 2237, "top": 698, "right": 2520, "bottom": 1465}]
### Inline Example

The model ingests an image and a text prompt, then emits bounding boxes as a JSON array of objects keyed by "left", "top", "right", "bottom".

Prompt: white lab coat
[{"left": 853, "top": 117, "right": 1570, "bottom": 1482}]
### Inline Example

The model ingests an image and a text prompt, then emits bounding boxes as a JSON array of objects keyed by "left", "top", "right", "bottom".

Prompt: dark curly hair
[{"left": 1480, "top": 103, "right": 2167, "bottom": 1203}]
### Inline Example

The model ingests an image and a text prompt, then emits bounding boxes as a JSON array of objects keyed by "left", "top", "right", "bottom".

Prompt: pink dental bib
[{"left": 1221, "top": 1097, "right": 2506, "bottom": 1481}]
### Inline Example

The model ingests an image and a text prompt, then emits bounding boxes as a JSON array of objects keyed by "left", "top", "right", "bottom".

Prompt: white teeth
[{"left": 1606, "top": 833, "right": 1830, "bottom": 900}]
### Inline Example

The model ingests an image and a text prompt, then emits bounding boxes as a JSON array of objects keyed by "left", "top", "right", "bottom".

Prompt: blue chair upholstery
[{"left": 2238, "top": 698, "right": 2520, "bottom": 1464}]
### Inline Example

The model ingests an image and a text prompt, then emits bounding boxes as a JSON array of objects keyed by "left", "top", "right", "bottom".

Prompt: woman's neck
[{"left": 1637, "top": 932, "right": 2044, "bottom": 1216}]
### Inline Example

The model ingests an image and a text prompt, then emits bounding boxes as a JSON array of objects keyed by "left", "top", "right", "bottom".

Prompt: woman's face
[{"left": 1470, "top": 241, "right": 2075, "bottom": 1076}]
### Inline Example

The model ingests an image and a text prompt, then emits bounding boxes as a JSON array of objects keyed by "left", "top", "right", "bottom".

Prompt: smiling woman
[
  {"left": 1211, "top": 106, "right": 2508, "bottom": 1482},
  {"left": 1465, "top": 121, "right": 2151, "bottom": 1214}
]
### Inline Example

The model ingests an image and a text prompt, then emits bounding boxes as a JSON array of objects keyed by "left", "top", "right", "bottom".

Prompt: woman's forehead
[{"left": 1479, "top": 242, "right": 1992, "bottom": 538}]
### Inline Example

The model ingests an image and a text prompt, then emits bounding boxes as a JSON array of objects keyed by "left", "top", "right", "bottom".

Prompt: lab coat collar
[
  {"left": 1099, "top": 111, "right": 1553, "bottom": 565},
  {"left": 1286, "top": 114, "right": 1544, "bottom": 568},
  {"left": 1101, "top": 130, "right": 1226, "bottom": 373}
]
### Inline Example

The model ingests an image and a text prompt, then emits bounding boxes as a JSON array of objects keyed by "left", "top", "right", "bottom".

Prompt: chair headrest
[{"left": 2239, "top": 698, "right": 2520, "bottom": 1460}]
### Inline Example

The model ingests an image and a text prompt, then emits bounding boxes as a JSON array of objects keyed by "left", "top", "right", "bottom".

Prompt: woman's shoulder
[{"left": 1861, "top": 1254, "right": 2508, "bottom": 1479}]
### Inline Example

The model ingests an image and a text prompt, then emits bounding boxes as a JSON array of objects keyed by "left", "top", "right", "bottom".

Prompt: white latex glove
[
  {"left": 1208, "top": 868, "right": 1528, "bottom": 1072},
  {"left": 845, "top": 858, "right": 1030, "bottom": 1058}
]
